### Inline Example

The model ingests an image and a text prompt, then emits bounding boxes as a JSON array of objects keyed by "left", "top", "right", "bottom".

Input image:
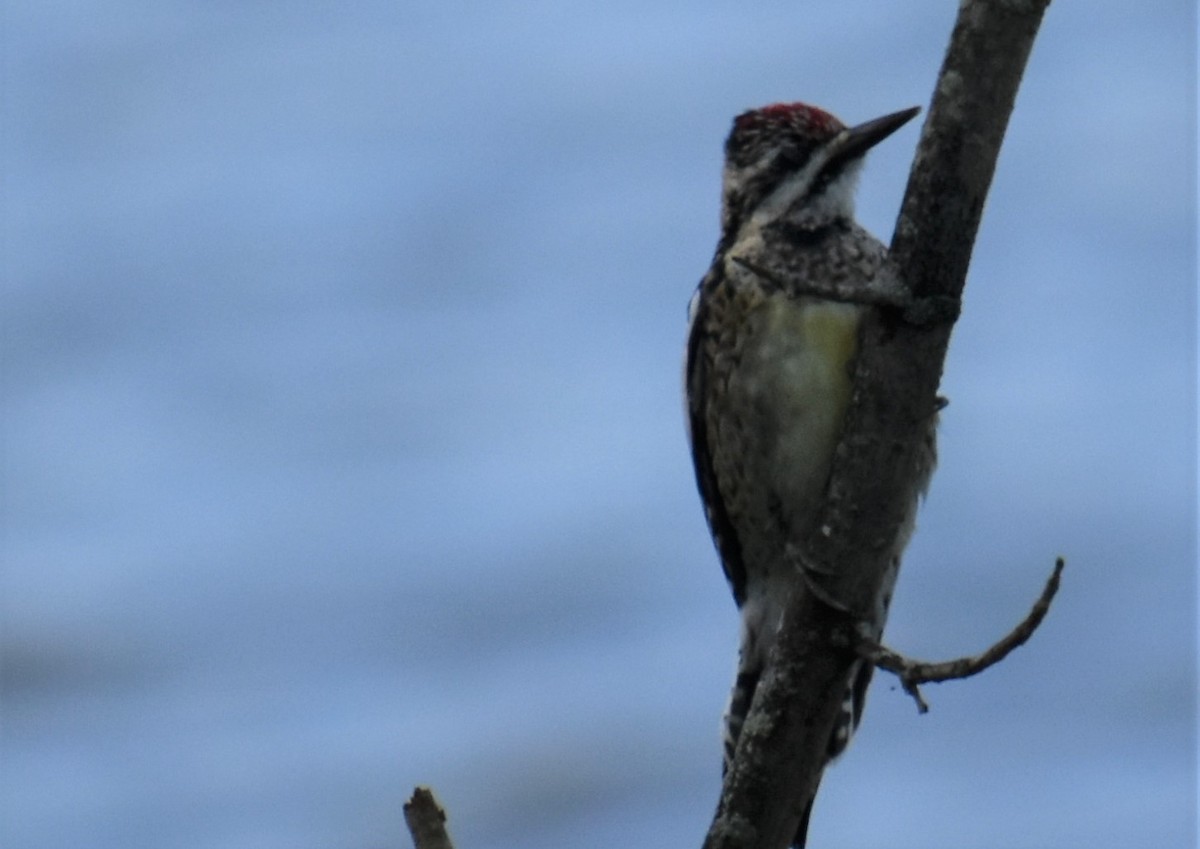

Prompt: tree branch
[
  {"left": 702, "top": 2, "right": 1054, "bottom": 848},
  {"left": 862, "top": 557, "right": 1065, "bottom": 713},
  {"left": 404, "top": 786, "right": 456, "bottom": 849}
]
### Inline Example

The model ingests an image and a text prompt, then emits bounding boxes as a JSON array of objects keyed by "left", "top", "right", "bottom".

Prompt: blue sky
[{"left": 3, "top": 2, "right": 1195, "bottom": 848}]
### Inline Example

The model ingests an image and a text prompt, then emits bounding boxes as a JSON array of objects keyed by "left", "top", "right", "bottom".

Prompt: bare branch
[
  {"left": 404, "top": 787, "right": 455, "bottom": 849},
  {"left": 702, "top": 2, "right": 1054, "bottom": 847},
  {"left": 862, "top": 557, "right": 1065, "bottom": 713}
]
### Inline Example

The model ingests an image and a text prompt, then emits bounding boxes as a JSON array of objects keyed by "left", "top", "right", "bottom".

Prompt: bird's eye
[
  {"left": 812, "top": 162, "right": 845, "bottom": 194},
  {"left": 773, "top": 148, "right": 806, "bottom": 174}
]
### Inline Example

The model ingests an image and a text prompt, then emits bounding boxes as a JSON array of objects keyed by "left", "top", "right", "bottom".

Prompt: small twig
[
  {"left": 404, "top": 786, "right": 456, "bottom": 849},
  {"left": 861, "top": 557, "right": 1065, "bottom": 713}
]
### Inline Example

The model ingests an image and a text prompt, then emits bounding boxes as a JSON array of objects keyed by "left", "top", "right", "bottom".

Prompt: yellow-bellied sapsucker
[{"left": 684, "top": 102, "right": 936, "bottom": 848}]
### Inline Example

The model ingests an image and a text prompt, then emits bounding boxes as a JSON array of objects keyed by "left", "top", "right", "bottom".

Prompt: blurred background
[{"left": 2, "top": 2, "right": 1195, "bottom": 848}]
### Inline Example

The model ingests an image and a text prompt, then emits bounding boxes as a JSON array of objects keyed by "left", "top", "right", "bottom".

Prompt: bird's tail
[{"left": 721, "top": 667, "right": 759, "bottom": 769}]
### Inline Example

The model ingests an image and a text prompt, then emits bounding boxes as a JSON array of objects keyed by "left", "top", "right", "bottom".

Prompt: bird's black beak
[{"left": 824, "top": 106, "right": 921, "bottom": 169}]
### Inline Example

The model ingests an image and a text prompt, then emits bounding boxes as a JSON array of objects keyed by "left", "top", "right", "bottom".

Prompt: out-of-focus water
[{"left": 3, "top": 3, "right": 1195, "bottom": 848}]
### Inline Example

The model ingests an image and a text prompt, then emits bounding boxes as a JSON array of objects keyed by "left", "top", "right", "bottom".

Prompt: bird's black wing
[{"left": 684, "top": 273, "right": 748, "bottom": 607}]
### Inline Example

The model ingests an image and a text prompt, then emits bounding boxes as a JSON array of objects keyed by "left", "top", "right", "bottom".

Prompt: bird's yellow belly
[{"left": 736, "top": 296, "right": 861, "bottom": 521}]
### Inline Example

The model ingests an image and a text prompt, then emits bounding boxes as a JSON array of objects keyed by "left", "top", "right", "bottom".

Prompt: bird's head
[{"left": 719, "top": 102, "right": 920, "bottom": 241}]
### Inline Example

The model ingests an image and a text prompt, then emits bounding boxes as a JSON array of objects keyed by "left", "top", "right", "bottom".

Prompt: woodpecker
[{"left": 685, "top": 102, "right": 936, "bottom": 848}]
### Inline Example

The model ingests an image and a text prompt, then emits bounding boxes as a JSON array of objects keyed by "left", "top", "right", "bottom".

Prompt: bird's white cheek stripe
[{"left": 744, "top": 143, "right": 834, "bottom": 235}]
